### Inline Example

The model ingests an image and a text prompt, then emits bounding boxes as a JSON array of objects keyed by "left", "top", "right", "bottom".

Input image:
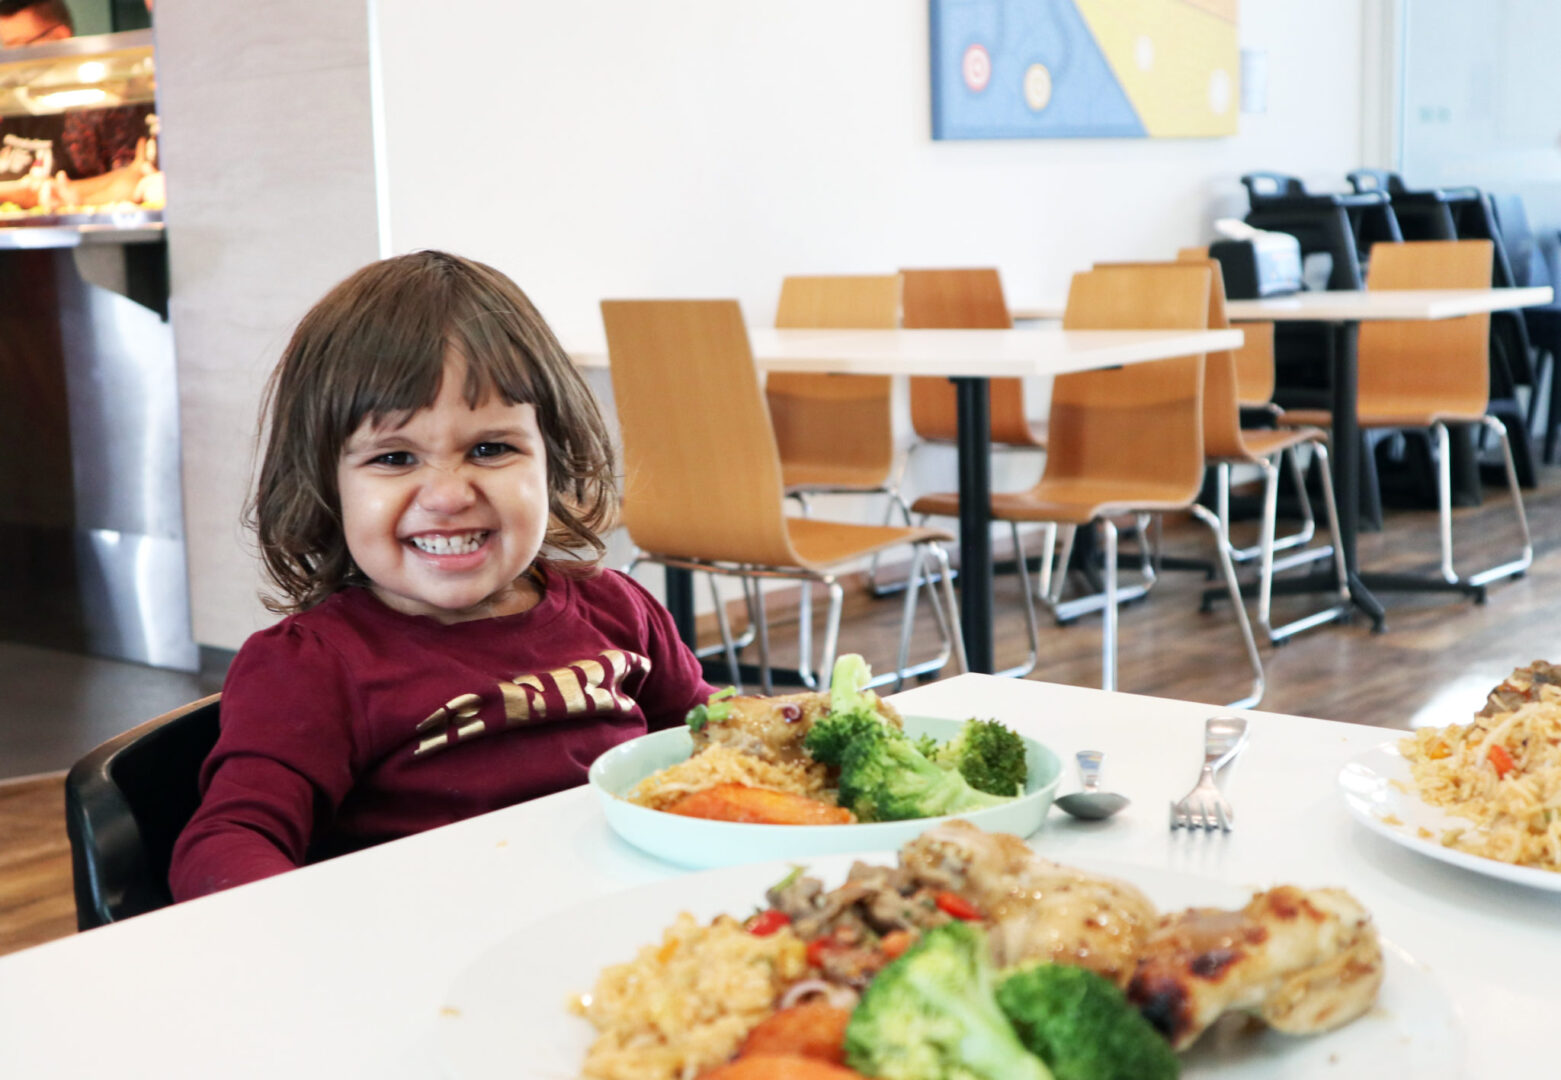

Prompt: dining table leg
[
  {"left": 663, "top": 566, "right": 697, "bottom": 648},
  {"left": 953, "top": 376, "right": 996, "bottom": 673},
  {"left": 1325, "top": 321, "right": 1388, "bottom": 631}
]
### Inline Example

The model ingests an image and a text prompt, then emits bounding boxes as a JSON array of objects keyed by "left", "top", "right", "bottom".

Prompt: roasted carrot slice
[
  {"left": 700, "top": 1054, "right": 865, "bottom": 1080},
  {"left": 665, "top": 784, "right": 855, "bottom": 825},
  {"left": 737, "top": 1002, "right": 852, "bottom": 1063}
]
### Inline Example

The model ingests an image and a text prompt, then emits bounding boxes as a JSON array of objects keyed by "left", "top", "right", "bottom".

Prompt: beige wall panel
[{"left": 156, "top": 1, "right": 381, "bottom": 651}]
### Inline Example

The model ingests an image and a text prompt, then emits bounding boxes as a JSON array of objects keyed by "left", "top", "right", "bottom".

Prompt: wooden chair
[
  {"left": 900, "top": 266, "right": 1049, "bottom": 494},
  {"left": 602, "top": 299, "right": 966, "bottom": 693},
  {"left": 769, "top": 275, "right": 909, "bottom": 605},
  {"left": 911, "top": 265, "right": 1264, "bottom": 705},
  {"left": 1280, "top": 240, "right": 1532, "bottom": 590},
  {"left": 900, "top": 268, "right": 1158, "bottom": 619},
  {"left": 1180, "top": 246, "right": 1335, "bottom": 579},
  {"left": 1187, "top": 259, "right": 1351, "bottom": 643}
]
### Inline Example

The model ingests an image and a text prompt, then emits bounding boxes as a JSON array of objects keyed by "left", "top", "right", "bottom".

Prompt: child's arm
[{"left": 168, "top": 629, "right": 359, "bottom": 901}]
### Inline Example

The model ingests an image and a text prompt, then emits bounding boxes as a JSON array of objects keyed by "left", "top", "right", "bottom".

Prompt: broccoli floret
[
  {"left": 802, "top": 654, "right": 894, "bottom": 766},
  {"left": 913, "top": 732, "right": 941, "bottom": 758},
  {"left": 685, "top": 686, "right": 736, "bottom": 733},
  {"left": 837, "top": 722, "right": 1014, "bottom": 822},
  {"left": 932, "top": 718, "right": 1030, "bottom": 796},
  {"left": 996, "top": 963, "right": 1180, "bottom": 1080},
  {"left": 845, "top": 921, "right": 1052, "bottom": 1080}
]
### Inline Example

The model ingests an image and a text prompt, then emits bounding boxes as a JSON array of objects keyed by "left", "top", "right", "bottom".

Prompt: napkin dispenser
[{"left": 1209, "top": 232, "right": 1303, "bottom": 299}]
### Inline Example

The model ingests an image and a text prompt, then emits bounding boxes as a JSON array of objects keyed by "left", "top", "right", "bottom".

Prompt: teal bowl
[{"left": 588, "top": 715, "right": 1062, "bottom": 869}]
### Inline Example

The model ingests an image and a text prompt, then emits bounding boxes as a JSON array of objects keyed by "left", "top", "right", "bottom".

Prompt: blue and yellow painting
[{"left": 930, "top": 0, "right": 1239, "bottom": 139}]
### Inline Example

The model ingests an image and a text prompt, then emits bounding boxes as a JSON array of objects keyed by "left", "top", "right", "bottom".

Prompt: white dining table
[
  {"left": 2, "top": 673, "right": 1554, "bottom": 1078},
  {"left": 571, "top": 324, "right": 1243, "bottom": 676},
  {"left": 1019, "top": 286, "right": 1554, "bottom": 629}
]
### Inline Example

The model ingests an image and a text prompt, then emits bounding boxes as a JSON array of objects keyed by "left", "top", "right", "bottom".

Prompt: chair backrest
[
  {"left": 1102, "top": 258, "right": 1250, "bottom": 461},
  {"left": 1179, "top": 246, "right": 1276, "bottom": 407},
  {"left": 64, "top": 695, "right": 221, "bottom": 929},
  {"left": 1047, "top": 263, "right": 1212, "bottom": 496},
  {"left": 1359, "top": 239, "right": 1494, "bottom": 417},
  {"left": 602, "top": 299, "right": 801, "bottom": 567},
  {"left": 901, "top": 268, "right": 1041, "bottom": 448},
  {"left": 767, "top": 274, "right": 899, "bottom": 479},
  {"left": 1490, "top": 193, "right": 1549, "bottom": 289}
]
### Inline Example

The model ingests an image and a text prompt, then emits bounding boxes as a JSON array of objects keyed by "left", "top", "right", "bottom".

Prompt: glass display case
[{"left": 0, "top": 29, "right": 162, "bottom": 243}]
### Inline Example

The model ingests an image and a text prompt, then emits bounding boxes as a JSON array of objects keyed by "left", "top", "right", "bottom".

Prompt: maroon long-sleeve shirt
[{"left": 169, "top": 568, "right": 712, "bottom": 901}]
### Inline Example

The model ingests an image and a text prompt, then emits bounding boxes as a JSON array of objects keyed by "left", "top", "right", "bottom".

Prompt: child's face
[{"left": 336, "top": 359, "right": 550, "bottom": 623}]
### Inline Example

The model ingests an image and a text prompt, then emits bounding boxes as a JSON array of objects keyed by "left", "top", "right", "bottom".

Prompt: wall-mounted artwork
[{"left": 930, "top": 0, "right": 1239, "bottom": 140}]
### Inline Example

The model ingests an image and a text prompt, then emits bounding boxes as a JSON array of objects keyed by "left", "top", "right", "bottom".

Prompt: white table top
[
  {"left": 1225, "top": 286, "right": 1553, "bottom": 321},
  {"left": 568, "top": 325, "right": 1243, "bottom": 378},
  {"left": 1015, "top": 286, "right": 1554, "bottom": 325},
  {"left": 3, "top": 675, "right": 1554, "bottom": 1078}
]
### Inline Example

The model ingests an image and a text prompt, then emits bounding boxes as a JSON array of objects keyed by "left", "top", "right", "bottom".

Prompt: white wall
[{"left": 373, "top": 0, "right": 1369, "bottom": 599}]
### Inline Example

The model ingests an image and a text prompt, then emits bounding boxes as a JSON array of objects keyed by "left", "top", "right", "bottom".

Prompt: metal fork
[{"left": 1170, "top": 716, "right": 1250, "bottom": 831}]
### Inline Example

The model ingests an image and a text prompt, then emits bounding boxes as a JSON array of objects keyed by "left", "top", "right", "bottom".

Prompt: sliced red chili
[
  {"left": 934, "top": 891, "right": 984, "bottom": 921},
  {"left": 747, "top": 909, "right": 792, "bottom": 936}
]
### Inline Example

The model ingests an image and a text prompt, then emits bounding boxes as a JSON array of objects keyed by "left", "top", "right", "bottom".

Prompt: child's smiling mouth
[{"left": 407, "top": 530, "right": 491, "bottom": 556}]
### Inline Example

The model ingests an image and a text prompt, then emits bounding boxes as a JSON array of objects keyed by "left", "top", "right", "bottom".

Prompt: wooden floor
[{"left": 4, "top": 470, "right": 1557, "bottom": 959}]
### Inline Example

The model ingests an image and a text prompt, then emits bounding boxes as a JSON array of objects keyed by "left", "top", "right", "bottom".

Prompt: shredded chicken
[
  {"left": 1126, "top": 885, "right": 1383, "bottom": 1051},
  {"left": 690, "top": 688, "right": 902, "bottom": 767},
  {"left": 898, "top": 820, "right": 1158, "bottom": 986}
]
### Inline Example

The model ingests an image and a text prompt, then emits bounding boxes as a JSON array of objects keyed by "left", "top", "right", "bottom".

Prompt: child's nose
[{"left": 415, "top": 465, "right": 477, "bottom": 514}]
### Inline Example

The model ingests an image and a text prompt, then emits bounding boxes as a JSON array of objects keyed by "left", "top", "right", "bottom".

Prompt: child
[{"left": 169, "top": 251, "right": 714, "bottom": 901}]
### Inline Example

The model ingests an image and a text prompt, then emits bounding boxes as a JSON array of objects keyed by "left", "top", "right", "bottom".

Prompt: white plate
[
  {"left": 1339, "top": 740, "right": 1561, "bottom": 892},
  {"left": 588, "top": 715, "right": 1062, "bottom": 869},
  {"left": 437, "top": 852, "right": 1463, "bottom": 1080}
]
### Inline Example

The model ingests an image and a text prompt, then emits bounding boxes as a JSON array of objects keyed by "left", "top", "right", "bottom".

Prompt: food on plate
[
  {"left": 900, "top": 821, "right": 1156, "bottom": 985},
  {"left": 841, "top": 920, "right": 1051, "bottom": 1080},
  {"left": 1477, "top": 658, "right": 1561, "bottom": 717},
  {"left": 627, "top": 744, "right": 829, "bottom": 811},
  {"left": 668, "top": 784, "right": 857, "bottom": 825},
  {"left": 1126, "top": 886, "right": 1383, "bottom": 1051},
  {"left": 737, "top": 1001, "right": 853, "bottom": 1062},
  {"left": 998, "top": 963, "right": 1179, "bottom": 1080},
  {"left": 626, "top": 654, "right": 1029, "bottom": 825},
  {"left": 570, "top": 912, "right": 806, "bottom": 1080},
  {"left": 572, "top": 825, "right": 1383, "bottom": 1079},
  {"left": 1400, "top": 659, "right": 1561, "bottom": 871}
]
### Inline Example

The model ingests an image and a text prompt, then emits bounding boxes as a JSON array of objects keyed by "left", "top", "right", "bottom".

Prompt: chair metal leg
[
  {"left": 931, "top": 544, "right": 969, "bottom": 675},
  {"left": 995, "top": 523, "right": 1040, "bottom": 679},
  {"left": 1035, "top": 523, "right": 1059, "bottom": 606},
  {"left": 1462, "top": 415, "right": 1534, "bottom": 588},
  {"left": 748, "top": 576, "right": 775, "bottom": 696},
  {"left": 1190, "top": 503, "right": 1265, "bottom": 709},
  {"left": 1101, "top": 518, "right": 1118, "bottom": 693},
  {"left": 1435, "top": 422, "right": 1458, "bottom": 585},
  {"left": 892, "top": 546, "right": 926, "bottom": 692},
  {"left": 709, "top": 574, "right": 743, "bottom": 690},
  {"left": 1223, "top": 450, "right": 1322, "bottom": 565},
  {"left": 865, "top": 489, "right": 916, "bottom": 597},
  {"left": 1255, "top": 458, "right": 1280, "bottom": 640},
  {"left": 818, "top": 579, "right": 844, "bottom": 688}
]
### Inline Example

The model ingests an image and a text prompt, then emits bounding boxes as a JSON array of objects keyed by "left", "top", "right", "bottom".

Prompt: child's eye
[
  {"left": 471, "top": 442, "right": 517, "bottom": 460},
  {"left": 370, "top": 451, "right": 415, "bottom": 467}
]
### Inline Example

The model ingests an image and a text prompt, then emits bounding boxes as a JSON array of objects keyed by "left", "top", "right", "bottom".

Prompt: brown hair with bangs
[{"left": 252, "top": 250, "right": 618, "bottom": 613}]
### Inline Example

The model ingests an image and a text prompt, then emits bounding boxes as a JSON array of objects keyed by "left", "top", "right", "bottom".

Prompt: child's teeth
[{"left": 412, "top": 531, "right": 486, "bottom": 555}]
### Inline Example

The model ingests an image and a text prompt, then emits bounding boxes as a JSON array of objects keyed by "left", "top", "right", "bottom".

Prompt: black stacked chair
[
  {"left": 64, "top": 696, "right": 221, "bottom": 929},
  {"left": 1491, "top": 193, "right": 1561, "bottom": 462},
  {"left": 1241, "top": 173, "right": 1405, "bottom": 529}
]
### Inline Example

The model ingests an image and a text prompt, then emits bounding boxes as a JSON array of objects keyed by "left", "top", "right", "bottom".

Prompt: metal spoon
[{"left": 1054, "top": 750, "right": 1131, "bottom": 820}]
